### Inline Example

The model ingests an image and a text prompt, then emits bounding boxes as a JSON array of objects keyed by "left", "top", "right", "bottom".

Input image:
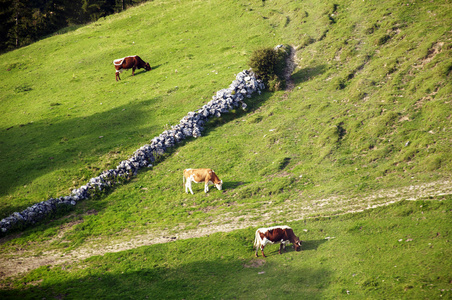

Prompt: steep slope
[{"left": 0, "top": 0, "right": 451, "bottom": 292}]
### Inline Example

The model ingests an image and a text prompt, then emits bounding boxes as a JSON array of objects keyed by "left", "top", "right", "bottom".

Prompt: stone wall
[{"left": 0, "top": 69, "right": 264, "bottom": 234}]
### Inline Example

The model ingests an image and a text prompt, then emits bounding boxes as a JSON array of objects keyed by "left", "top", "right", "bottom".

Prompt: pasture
[
  {"left": 0, "top": 0, "right": 451, "bottom": 298},
  {"left": 1, "top": 199, "right": 451, "bottom": 299}
]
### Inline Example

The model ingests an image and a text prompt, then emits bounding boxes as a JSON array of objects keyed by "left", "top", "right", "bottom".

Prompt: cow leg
[
  {"left": 279, "top": 243, "right": 284, "bottom": 254},
  {"left": 259, "top": 238, "right": 270, "bottom": 257},
  {"left": 204, "top": 182, "right": 209, "bottom": 193},
  {"left": 280, "top": 241, "right": 290, "bottom": 254},
  {"left": 116, "top": 72, "right": 120, "bottom": 81},
  {"left": 132, "top": 67, "right": 136, "bottom": 76},
  {"left": 187, "top": 178, "right": 194, "bottom": 195}
]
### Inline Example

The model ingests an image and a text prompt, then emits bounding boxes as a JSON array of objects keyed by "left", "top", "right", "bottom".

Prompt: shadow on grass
[
  {"left": 0, "top": 198, "right": 110, "bottom": 244},
  {"left": 200, "top": 90, "right": 273, "bottom": 138},
  {"left": 223, "top": 181, "right": 249, "bottom": 189},
  {"left": 116, "top": 68, "right": 151, "bottom": 80},
  {"left": 150, "top": 64, "right": 163, "bottom": 70},
  {"left": 0, "top": 249, "right": 330, "bottom": 299},
  {"left": 256, "top": 246, "right": 304, "bottom": 257},
  {"left": 302, "top": 239, "right": 329, "bottom": 251},
  {"left": 258, "top": 239, "right": 328, "bottom": 257},
  {"left": 0, "top": 97, "right": 163, "bottom": 214},
  {"left": 131, "top": 68, "right": 152, "bottom": 78},
  {"left": 292, "top": 64, "right": 328, "bottom": 85}
]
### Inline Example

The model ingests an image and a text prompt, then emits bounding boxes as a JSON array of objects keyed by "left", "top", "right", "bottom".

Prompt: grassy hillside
[
  {"left": 0, "top": 0, "right": 279, "bottom": 215},
  {"left": 1, "top": 199, "right": 451, "bottom": 299},
  {"left": 0, "top": 0, "right": 451, "bottom": 298}
]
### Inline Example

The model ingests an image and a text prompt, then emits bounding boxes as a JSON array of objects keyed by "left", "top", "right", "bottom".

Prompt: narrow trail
[
  {"left": 1, "top": 180, "right": 451, "bottom": 280},
  {"left": 284, "top": 45, "right": 297, "bottom": 91}
]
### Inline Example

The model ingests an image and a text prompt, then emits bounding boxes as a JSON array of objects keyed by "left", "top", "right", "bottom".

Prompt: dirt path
[
  {"left": 283, "top": 45, "right": 297, "bottom": 91},
  {"left": 1, "top": 180, "right": 451, "bottom": 280}
]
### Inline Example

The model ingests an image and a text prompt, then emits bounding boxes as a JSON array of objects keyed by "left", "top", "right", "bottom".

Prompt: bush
[
  {"left": 249, "top": 47, "right": 278, "bottom": 82},
  {"left": 248, "top": 46, "right": 289, "bottom": 91},
  {"left": 267, "top": 75, "right": 286, "bottom": 92}
]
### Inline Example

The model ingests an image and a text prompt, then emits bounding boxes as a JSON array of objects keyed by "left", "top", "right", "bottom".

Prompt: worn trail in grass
[{"left": 1, "top": 180, "right": 450, "bottom": 280}]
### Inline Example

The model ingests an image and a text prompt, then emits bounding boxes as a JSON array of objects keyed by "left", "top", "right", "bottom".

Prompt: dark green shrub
[
  {"left": 248, "top": 47, "right": 279, "bottom": 83},
  {"left": 248, "top": 46, "right": 289, "bottom": 90},
  {"left": 267, "top": 75, "right": 286, "bottom": 92}
]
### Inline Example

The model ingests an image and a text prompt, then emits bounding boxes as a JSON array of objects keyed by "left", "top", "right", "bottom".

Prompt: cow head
[
  {"left": 144, "top": 63, "right": 152, "bottom": 71},
  {"left": 294, "top": 238, "right": 302, "bottom": 251},
  {"left": 215, "top": 180, "right": 223, "bottom": 191}
]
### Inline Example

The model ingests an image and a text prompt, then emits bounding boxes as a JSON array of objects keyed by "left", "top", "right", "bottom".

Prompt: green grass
[
  {"left": 1, "top": 0, "right": 450, "bottom": 227},
  {"left": 1, "top": 198, "right": 450, "bottom": 299},
  {"left": 0, "top": 0, "right": 451, "bottom": 298}
]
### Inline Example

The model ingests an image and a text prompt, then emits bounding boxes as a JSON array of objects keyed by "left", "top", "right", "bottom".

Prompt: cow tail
[{"left": 254, "top": 230, "right": 260, "bottom": 249}]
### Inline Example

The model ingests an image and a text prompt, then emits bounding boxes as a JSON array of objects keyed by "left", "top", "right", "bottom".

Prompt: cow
[
  {"left": 183, "top": 168, "right": 223, "bottom": 194},
  {"left": 113, "top": 55, "right": 151, "bottom": 81},
  {"left": 254, "top": 225, "right": 302, "bottom": 257}
]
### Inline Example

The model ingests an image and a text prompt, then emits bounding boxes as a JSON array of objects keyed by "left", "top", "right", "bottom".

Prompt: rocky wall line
[{"left": 0, "top": 69, "right": 264, "bottom": 234}]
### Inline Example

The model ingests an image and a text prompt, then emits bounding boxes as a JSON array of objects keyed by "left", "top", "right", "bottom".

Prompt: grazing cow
[
  {"left": 254, "top": 225, "right": 302, "bottom": 257},
  {"left": 183, "top": 168, "right": 223, "bottom": 194},
  {"left": 113, "top": 55, "right": 151, "bottom": 81}
]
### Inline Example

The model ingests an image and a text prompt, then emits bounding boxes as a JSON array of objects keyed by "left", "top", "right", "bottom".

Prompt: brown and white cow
[
  {"left": 113, "top": 55, "right": 151, "bottom": 81},
  {"left": 183, "top": 168, "right": 223, "bottom": 194},
  {"left": 254, "top": 225, "right": 302, "bottom": 257}
]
